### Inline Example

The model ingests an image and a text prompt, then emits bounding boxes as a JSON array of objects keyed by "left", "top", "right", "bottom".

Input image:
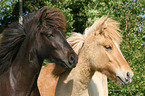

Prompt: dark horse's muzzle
[{"left": 67, "top": 53, "right": 78, "bottom": 68}]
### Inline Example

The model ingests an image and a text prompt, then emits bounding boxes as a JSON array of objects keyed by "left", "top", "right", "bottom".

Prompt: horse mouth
[
  {"left": 57, "top": 61, "right": 76, "bottom": 69},
  {"left": 48, "top": 56, "right": 77, "bottom": 69},
  {"left": 60, "top": 63, "right": 70, "bottom": 69},
  {"left": 116, "top": 76, "right": 129, "bottom": 85},
  {"left": 116, "top": 71, "right": 133, "bottom": 85},
  {"left": 48, "top": 58, "right": 70, "bottom": 69}
]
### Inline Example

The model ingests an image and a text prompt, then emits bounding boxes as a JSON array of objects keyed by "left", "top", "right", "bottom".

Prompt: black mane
[
  {"left": 0, "top": 22, "right": 25, "bottom": 74},
  {"left": 37, "top": 6, "right": 66, "bottom": 31},
  {"left": 0, "top": 7, "right": 66, "bottom": 74}
]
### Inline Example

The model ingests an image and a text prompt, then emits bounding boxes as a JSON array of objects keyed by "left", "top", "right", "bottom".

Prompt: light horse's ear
[
  {"left": 94, "top": 16, "right": 108, "bottom": 35},
  {"left": 85, "top": 16, "right": 108, "bottom": 36},
  {"left": 98, "top": 16, "right": 108, "bottom": 35}
]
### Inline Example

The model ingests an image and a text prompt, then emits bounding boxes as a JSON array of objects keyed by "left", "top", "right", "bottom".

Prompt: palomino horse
[
  {"left": 55, "top": 16, "right": 134, "bottom": 96},
  {"left": 38, "top": 63, "right": 64, "bottom": 96},
  {"left": 38, "top": 16, "right": 133, "bottom": 96},
  {"left": 88, "top": 72, "right": 108, "bottom": 96},
  {"left": 0, "top": 7, "right": 78, "bottom": 96},
  {"left": 38, "top": 64, "right": 108, "bottom": 96}
]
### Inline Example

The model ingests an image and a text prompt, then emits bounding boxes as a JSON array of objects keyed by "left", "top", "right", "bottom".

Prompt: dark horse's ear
[{"left": 37, "top": 7, "right": 48, "bottom": 27}]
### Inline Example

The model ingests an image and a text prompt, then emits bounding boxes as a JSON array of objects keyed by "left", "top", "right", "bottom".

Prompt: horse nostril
[
  {"left": 68, "top": 54, "right": 75, "bottom": 65},
  {"left": 127, "top": 72, "right": 130, "bottom": 77},
  {"left": 126, "top": 72, "right": 131, "bottom": 82}
]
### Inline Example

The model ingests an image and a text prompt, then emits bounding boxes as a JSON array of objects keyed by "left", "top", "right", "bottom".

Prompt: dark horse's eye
[
  {"left": 104, "top": 45, "right": 112, "bottom": 50},
  {"left": 47, "top": 33, "right": 53, "bottom": 38}
]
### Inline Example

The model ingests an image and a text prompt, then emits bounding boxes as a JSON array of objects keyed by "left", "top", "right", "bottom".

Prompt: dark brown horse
[{"left": 0, "top": 7, "right": 78, "bottom": 96}]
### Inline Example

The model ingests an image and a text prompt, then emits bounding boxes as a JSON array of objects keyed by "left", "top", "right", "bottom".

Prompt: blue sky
[{"left": 140, "top": 14, "right": 145, "bottom": 18}]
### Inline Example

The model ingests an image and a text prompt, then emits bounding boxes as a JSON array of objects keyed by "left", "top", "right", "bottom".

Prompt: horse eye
[
  {"left": 47, "top": 34, "right": 53, "bottom": 38},
  {"left": 104, "top": 45, "right": 112, "bottom": 50}
]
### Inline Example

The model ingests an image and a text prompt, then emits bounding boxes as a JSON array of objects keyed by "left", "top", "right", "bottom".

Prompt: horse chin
[
  {"left": 48, "top": 56, "right": 77, "bottom": 69},
  {"left": 54, "top": 60, "right": 72, "bottom": 69},
  {"left": 56, "top": 59, "right": 77, "bottom": 69},
  {"left": 47, "top": 58, "right": 65, "bottom": 68},
  {"left": 116, "top": 76, "right": 126, "bottom": 85}
]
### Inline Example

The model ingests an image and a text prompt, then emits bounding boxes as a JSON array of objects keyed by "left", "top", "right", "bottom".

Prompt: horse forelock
[
  {"left": 37, "top": 7, "right": 66, "bottom": 31},
  {"left": 103, "top": 18, "right": 122, "bottom": 44},
  {"left": 85, "top": 16, "right": 122, "bottom": 45},
  {"left": 23, "top": 7, "right": 66, "bottom": 38}
]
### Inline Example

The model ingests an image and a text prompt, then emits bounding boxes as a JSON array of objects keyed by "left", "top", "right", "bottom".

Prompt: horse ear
[
  {"left": 38, "top": 7, "right": 48, "bottom": 24},
  {"left": 85, "top": 16, "right": 108, "bottom": 36},
  {"left": 98, "top": 16, "right": 108, "bottom": 34}
]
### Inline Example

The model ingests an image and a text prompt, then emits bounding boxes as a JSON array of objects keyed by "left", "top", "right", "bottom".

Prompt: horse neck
[
  {"left": 74, "top": 45, "right": 95, "bottom": 87},
  {"left": 56, "top": 41, "right": 95, "bottom": 96},
  {"left": 8, "top": 37, "right": 43, "bottom": 94}
]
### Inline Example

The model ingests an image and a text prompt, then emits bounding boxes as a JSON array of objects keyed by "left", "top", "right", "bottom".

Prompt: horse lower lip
[{"left": 117, "top": 76, "right": 126, "bottom": 85}]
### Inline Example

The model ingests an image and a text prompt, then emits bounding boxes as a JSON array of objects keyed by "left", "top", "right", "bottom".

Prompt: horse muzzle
[
  {"left": 65, "top": 53, "right": 78, "bottom": 69},
  {"left": 116, "top": 71, "right": 134, "bottom": 85}
]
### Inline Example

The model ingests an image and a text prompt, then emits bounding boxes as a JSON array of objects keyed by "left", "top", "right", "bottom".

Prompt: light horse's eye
[{"left": 104, "top": 45, "right": 112, "bottom": 50}]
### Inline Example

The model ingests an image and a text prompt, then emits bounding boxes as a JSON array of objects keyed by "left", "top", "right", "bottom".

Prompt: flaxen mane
[
  {"left": 67, "top": 16, "right": 122, "bottom": 54},
  {"left": 0, "top": 7, "right": 66, "bottom": 74}
]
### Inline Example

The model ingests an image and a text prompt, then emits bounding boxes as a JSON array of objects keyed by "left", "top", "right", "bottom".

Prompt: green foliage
[
  {"left": 0, "top": 0, "right": 144, "bottom": 95},
  {"left": 0, "top": 0, "right": 18, "bottom": 33}
]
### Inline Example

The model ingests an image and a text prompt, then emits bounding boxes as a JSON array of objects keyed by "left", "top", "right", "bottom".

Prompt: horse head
[
  {"left": 68, "top": 16, "right": 134, "bottom": 84},
  {"left": 84, "top": 16, "right": 133, "bottom": 84},
  {"left": 23, "top": 7, "right": 78, "bottom": 69}
]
